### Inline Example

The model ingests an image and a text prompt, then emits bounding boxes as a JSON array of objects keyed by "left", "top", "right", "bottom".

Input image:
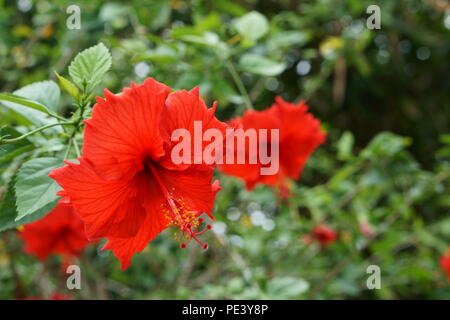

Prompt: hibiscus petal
[
  {"left": 155, "top": 164, "right": 217, "bottom": 219},
  {"left": 102, "top": 211, "right": 166, "bottom": 270},
  {"left": 82, "top": 78, "right": 170, "bottom": 180},
  {"left": 219, "top": 117, "right": 267, "bottom": 190},
  {"left": 274, "top": 97, "right": 326, "bottom": 179},
  {"left": 102, "top": 174, "right": 168, "bottom": 270},
  {"left": 159, "top": 87, "right": 229, "bottom": 170},
  {"left": 102, "top": 166, "right": 220, "bottom": 270},
  {"left": 49, "top": 158, "right": 148, "bottom": 239}
]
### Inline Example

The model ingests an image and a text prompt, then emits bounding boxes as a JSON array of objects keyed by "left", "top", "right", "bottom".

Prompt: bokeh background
[{"left": 0, "top": 0, "right": 449, "bottom": 299}]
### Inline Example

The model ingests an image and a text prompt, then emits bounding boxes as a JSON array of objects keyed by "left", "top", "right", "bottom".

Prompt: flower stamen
[{"left": 147, "top": 160, "right": 211, "bottom": 249}]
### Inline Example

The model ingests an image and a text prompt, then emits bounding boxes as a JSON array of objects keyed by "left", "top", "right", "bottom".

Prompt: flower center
[{"left": 146, "top": 159, "right": 211, "bottom": 249}]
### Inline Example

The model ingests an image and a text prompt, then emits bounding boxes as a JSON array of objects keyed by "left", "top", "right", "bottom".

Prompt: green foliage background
[{"left": 0, "top": 0, "right": 449, "bottom": 299}]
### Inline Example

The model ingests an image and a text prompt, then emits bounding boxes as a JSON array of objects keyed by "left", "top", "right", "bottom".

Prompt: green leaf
[
  {"left": 0, "top": 127, "right": 33, "bottom": 167},
  {"left": 268, "top": 31, "right": 312, "bottom": 49},
  {"left": 170, "top": 13, "right": 221, "bottom": 38},
  {"left": 175, "top": 32, "right": 230, "bottom": 59},
  {"left": 0, "top": 93, "right": 51, "bottom": 115},
  {"left": 99, "top": 3, "right": 130, "bottom": 25},
  {"left": 174, "top": 71, "right": 205, "bottom": 91},
  {"left": 0, "top": 81, "right": 60, "bottom": 113},
  {"left": 0, "top": 80, "right": 62, "bottom": 126},
  {"left": 14, "top": 157, "right": 63, "bottom": 221},
  {"left": 0, "top": 127, "right": 33, "bottom": 180},
  {"left": 133, "top": 45, "right": 179, "bottom": 64},
  {"left": 69, "top": 43, "right": 112, "bottom": 93},
  {"left": 0, "top": 178, "right": 58, "bottom": 232},
  {"left": 234, "top": 11, "right": 269, "bottom": 43},
  {"left": 211, "top": 76, "right": 243, "bottom": 105},
  {"left": 148, "top": 3, "right": 171, "bottom": 31},
  {"left": 54, "top": 72, "right": 81, "bottom": 102},
  {"left": 15, "top": 80, "right": 60, "bottom": 112},
  {"left": 267, "top": 277, "right": 309, "bottom": 299},
  {"left": 361, "top": 132, "right": 411, "bottom": 160},
  {"left": 215, "top": 0, "right": 247, "bottom": 16},
  {"left": 239, "top": 53, "right": 286, "bottom": 76},
  {"left": 337, "top": 131, "right": 355, "bottom": 160}
]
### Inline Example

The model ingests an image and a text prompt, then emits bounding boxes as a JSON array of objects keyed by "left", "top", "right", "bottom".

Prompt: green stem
[
  {"left": 49, "top": 112, "right": 69, "bottom": 122},
  {"left": 226, "top": 61, "right": 254, "bottom": 111},
  {"left": 64, "top": 138, "right": 72, "bottom": 159},
  {"left": 72, "top": 137, "right": 81, "bottom": 157},
  {"left": 0, "top": 121, "right": 75, "bottom": 145},
  {"left": 68, "top": 96, "right": 90, "bottom": 158}
]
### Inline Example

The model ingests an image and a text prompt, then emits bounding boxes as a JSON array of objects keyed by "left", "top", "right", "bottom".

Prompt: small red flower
[
  {"left": 301, "top": 234, "right": 313, "bottom": 245},
  {"left": 359, "top": 220, "right": 374, "bottom": 238},
  {"left": 50, "top": 78, "right": 228, "bottom": 269},
  {"left": 24, "top": 292, "right": 71, "bottom": 300},
  {"left": 440, "top": 249, "right": 450, "bottom": 283},
  {"left": 312, "top": 224, "right": 336, "bottom": 247},
  {"left": 50, "top": 292, "right": 70, "bottom": 300},
  {"left": 219, "top": 97, "right": 325, "bottom": 196},
  {"left": 19, "top": 204, "right": 89, "bottom": 261}
]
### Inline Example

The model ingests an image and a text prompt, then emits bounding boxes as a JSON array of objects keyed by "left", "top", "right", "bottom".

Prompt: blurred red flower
[
  {"left": 219, "top": 97, "right": 325, "bottom": 197},
  {"left": 440, "top": 250, "right": 450, "bottom": 283},
  {"left": 24, "top": 292, "right": 71, "bottom": 300},
  {"left": 312, "top": 224, "right": 337, "bottom": 247},
  {"left": 19, "top": 204, "right": 89, "bottom": 261},
  {"left": 50, "top": 292, "right": 70, "bottom": 300},
  {"left": 359, "top": 220, "right": 374, "bottom": 238},
  {"left": 50, "top": 78, "right": 227, "bottom": 270}
]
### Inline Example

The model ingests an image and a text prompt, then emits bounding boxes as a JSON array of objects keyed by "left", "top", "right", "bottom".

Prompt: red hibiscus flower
[
  {"left": 440, "top": 249, "right": 450, "bottom": 283},
  {"left": 49, "top": 78, "right": 228, "bottom": 270},
  {"left": 312, "top": 224, "right": 337, "bottom": 247},
  {"left": 219, "top": 97, "right": 325, "bottom": 196},
  {"left": 19, "top": 203, "right": 89, "bottom": 261}
]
